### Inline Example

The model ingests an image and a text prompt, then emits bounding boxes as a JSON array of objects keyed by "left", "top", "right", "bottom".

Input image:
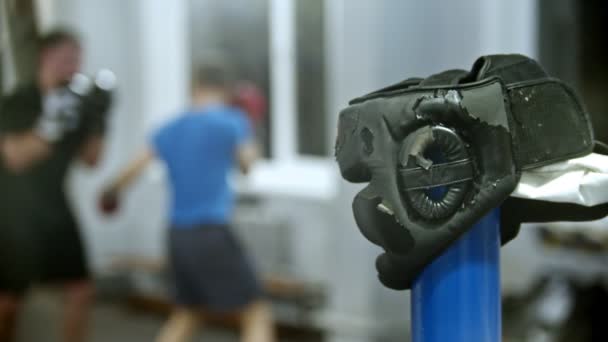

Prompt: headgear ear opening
[{"left": 400, "top": 126, "right": 473, "bottom": 221}]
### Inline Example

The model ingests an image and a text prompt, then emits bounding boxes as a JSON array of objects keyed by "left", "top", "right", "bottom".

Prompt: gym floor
[{"left": 15, "top": 289, "right": 238, "bottom": 342}]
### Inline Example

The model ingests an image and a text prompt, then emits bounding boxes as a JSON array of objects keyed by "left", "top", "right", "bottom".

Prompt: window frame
[{"left": 236, "top": 0, "right": 337, "bottom": 200}]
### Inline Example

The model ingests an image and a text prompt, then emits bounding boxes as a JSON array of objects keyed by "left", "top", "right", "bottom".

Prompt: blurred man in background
[
  {"left": 0, "top": 130, "right": 49, "bottom": 341},
  {"left": 0, "top": 29, "right": 107, "bottom": 342},
  {"left": 102, "top": 61, "right": 274, "bottom": 342}
]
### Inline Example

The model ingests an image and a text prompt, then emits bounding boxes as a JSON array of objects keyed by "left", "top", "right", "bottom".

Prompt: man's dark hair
[
  {"left": 194, "top": 59, "right": 235, "bottom": 90},
  {"left": 38, "top": 29, "right": 80, "bottom": 52}
]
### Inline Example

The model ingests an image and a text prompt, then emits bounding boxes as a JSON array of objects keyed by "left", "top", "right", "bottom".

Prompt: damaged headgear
[{"left": 335, "top": 54, "right": 602, "bottom": 290}]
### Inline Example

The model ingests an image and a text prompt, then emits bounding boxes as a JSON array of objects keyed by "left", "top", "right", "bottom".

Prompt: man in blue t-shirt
[{"left": 103, "top": 62, "right": 274, "bottom": 342}]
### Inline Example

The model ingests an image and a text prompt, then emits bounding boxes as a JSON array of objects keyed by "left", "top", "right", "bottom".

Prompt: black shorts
[
  {"left": 0, "top": 265, "right": 32, "bottom": 295},
  {"left": 168, "top": 224, "right": 262, "bottom": 313},
  {"left": 0, "top": 228, "right": 36, "bottom": 295},
  {"left": 34, "top": 223, "right": 90, "bottom": 284}
]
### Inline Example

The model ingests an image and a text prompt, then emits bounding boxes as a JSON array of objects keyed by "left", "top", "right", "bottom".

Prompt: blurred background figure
[
  {"left": 0, "top": 24, "right": 110, "bottom": 342},
  {"left": 101, "top": 60, "right": 273, "bottom": 342},
  {"left": 1, "top": 0, "right": 608, "bottom": 341},
  {"left": 0, "top": 127, "right": 48, "bottom": 341}
]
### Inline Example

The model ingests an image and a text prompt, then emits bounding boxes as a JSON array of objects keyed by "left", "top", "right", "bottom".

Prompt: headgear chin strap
[{"left": 335, "top": 54, "right": 595, "bottom": 290}]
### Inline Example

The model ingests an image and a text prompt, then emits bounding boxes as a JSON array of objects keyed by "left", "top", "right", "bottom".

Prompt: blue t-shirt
[{"left": 152, "top": 104, "right": 251, "bottom": 228}]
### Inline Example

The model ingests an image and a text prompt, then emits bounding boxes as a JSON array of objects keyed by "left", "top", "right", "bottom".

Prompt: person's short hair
[
  {"left": 38, "top": 29, "right": 80, "bottom": 52},
  {"left": 194, "top": 59, "right": 235, "bottom": 90}
]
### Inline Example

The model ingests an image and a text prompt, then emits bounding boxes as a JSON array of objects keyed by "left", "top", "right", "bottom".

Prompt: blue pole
[{"left": 411, "top": 208, "right": 501, "bottom": 342}]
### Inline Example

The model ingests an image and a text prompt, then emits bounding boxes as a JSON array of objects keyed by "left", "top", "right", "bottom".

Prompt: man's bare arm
[{"left": 107, "top": 147, "right": 155, "bottom": 193}]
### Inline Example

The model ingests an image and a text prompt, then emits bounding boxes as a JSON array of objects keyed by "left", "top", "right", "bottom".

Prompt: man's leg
[
  {"left": 62, "top": 280, "right": 94, "bottom": 342},
  {"left": 156, "top": 308, "right": 200, "bottom": 342},
  {"left": 0, "top": 294, "right": 22, "bottom": 342},
  {"left": 240, "top": 300, "right": 275, "bottom": 342}
]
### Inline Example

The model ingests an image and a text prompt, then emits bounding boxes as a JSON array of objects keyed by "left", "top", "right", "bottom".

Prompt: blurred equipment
[
  {"left": 0, "top": 0, "right": 38, "bottom": 86},
  {"left": 504, "top": 195, "right": 608, "bottom": 342}
]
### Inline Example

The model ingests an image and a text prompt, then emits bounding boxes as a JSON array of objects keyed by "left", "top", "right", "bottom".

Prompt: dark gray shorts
[{"left": 168, "top": 224, "right": 262, "bottom": 313}]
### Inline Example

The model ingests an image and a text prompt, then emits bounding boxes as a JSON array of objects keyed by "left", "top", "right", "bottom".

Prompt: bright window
[{"left": 188, "top": 0, "right": 337, "bottom": 199}]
